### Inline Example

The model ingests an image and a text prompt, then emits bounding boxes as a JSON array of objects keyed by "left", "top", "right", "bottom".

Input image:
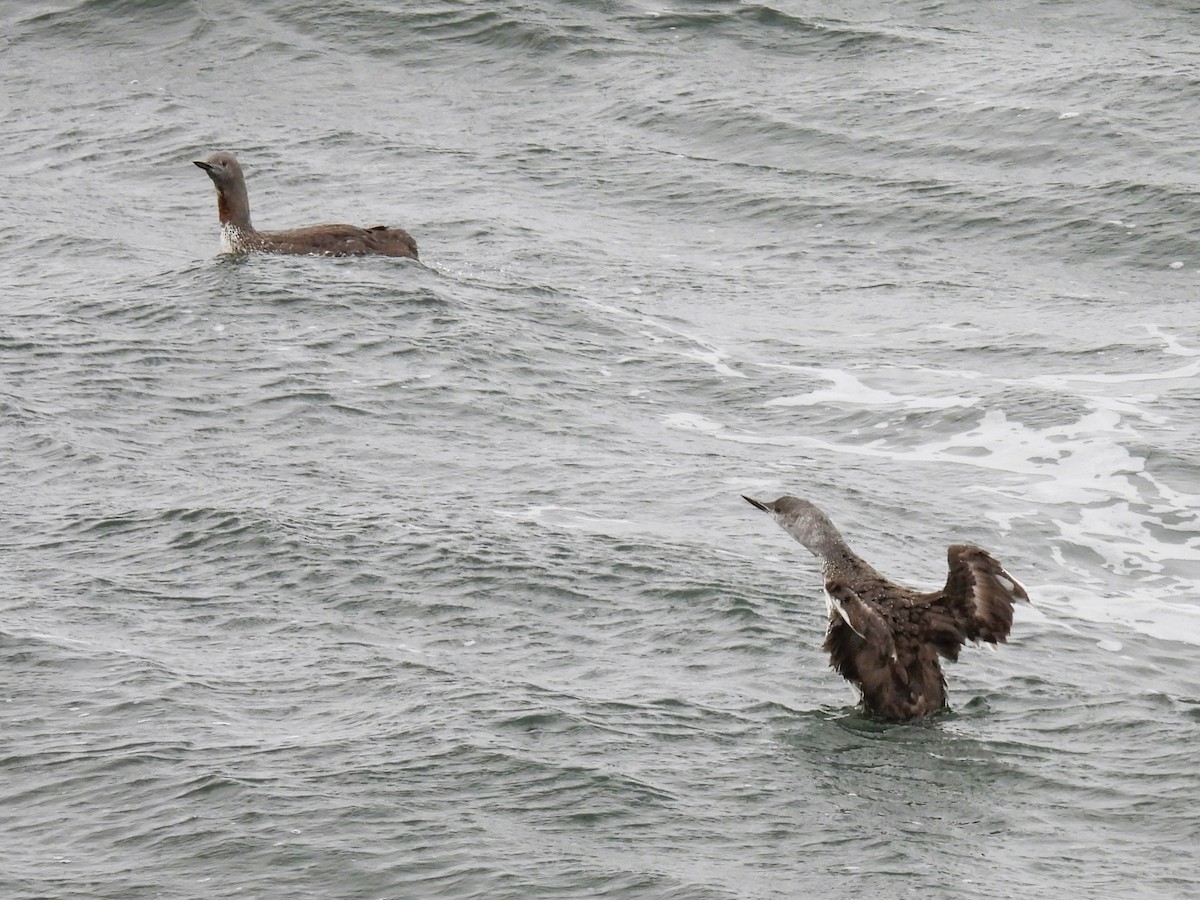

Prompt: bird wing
[
  {"left": 363, "top": 225, "right": 419, "bottom": 258},
  {"left": 825, "top": 580, "right": 897, "bottom": 663},
  {"left": 257, "top": 224, "right": 419, "bottom": 258},
  {"left": 941, "top": 544, "right": 1030, "bottom": 644}
]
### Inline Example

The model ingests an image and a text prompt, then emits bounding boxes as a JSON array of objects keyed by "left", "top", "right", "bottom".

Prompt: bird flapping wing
[
  {"left": 942, "top": 544, "right": 1030, "bottom": 644},
  {"left": 825, "top": 580, "right": 898, "bottom": 663}
]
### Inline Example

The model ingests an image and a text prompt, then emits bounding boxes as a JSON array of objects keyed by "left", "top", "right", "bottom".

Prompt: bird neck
[
  {"left": 816, "top": 539, "right": 877, "bottom": 581},
  {"left": 797, "top": 515, "right": 854, "bottom": 563},
  {"left": 216, "top": 183, "right": 254, "bottom": 231}
]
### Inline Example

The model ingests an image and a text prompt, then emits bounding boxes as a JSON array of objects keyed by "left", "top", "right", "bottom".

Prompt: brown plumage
[
  {"left": 193, "top": 152, "right": 418, "bottom": 259},
  {"left": 743, "top": 494, "right": 1030, "bottom": 722}
]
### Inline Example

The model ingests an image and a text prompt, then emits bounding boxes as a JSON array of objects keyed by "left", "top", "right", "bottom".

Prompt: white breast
[{"left": 220, "top": 224, "right": 248, "bottom": 254}]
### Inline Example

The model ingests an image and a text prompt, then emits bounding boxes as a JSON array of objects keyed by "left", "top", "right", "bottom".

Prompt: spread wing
[
  {"left": 941, "top": 544, "right": 1030, "bottom": 644},
  {"left": 825, "top": 580, "right": 896, "bottom": 662}
]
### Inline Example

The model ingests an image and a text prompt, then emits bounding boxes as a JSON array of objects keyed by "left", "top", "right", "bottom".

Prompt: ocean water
[{"left": 2, "top": 1, "right": 1198, "bottom": 897}]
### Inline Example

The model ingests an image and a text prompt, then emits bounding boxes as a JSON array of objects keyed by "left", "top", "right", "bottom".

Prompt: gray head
[
  {"left": 193, "top": 151, "right": 245, "bottom": 188},
  {"left": 742, "top": 494, "right": 847, "bottom": 559},
  {"left": 193, "top": 151, "right": 252, "bottom": 228}
]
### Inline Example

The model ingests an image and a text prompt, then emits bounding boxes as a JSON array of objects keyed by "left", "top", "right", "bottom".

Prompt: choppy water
[{"left": 3, "top": 1, "right": 1199, "bottom": 897}]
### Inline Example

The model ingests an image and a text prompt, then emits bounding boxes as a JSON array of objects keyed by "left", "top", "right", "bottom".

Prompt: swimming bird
[
  {"left": 193, "top": 151, "right": 419, "bottom": 259},
  {"left": 742, "top": 495, "right": 1029, "bottom": 722}
]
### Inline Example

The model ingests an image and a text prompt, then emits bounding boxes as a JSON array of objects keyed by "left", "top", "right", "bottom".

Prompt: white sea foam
[
  {"left": 663, "top": 412, "right": 783, "bottom": 444},
  {"left": 639, "top": 317, "right": 746, "bottom": 378},
  {"left": 1041, "top": 584, "right": 1200, "bottom": 646},
  {"left": 665, "top": 406, "right": 1151, "bottom": 506},
  {"left": 763, "top": 366, "right": 978, "bottom": 410},
  {"left": 1028, "top": 357, "right": 1200, "bottom": 387},
  {"left": 585, "top": 298, "right": 747, "bottom": 378},
  {"left": 1146, "top": 324, "right": 1199, "bottom": 357},
  {"left": 1053, "top": 505, "right": 1200, "bottom": 574},
  {"left": 496, "top": 504, "right": 643, "bottom": 537}
]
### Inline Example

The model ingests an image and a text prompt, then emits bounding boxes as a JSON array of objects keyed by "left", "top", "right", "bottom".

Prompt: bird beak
[
  {"left": 193, "top": 160, "right": 214, "bottom": 173},
  {"left": 742, "top": 495, "right": 770, "bottom": 512}
]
